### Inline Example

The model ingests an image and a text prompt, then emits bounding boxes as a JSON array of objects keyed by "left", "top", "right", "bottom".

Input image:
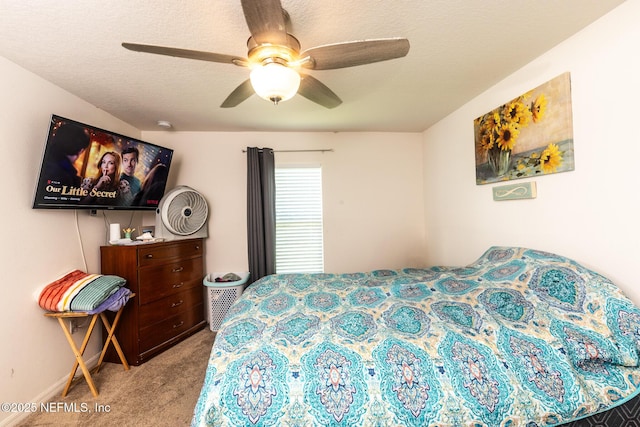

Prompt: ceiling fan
[{"left": 122, "top": 0, "right": 410, "bottom": 109}]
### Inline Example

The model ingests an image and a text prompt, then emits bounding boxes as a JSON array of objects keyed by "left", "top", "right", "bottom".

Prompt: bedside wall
[
  {"left": 143, "top": 131, "right": 427, "bottom": 275},
  {"left": 421, "top": 0, "right": 640, "bottom": 304}
]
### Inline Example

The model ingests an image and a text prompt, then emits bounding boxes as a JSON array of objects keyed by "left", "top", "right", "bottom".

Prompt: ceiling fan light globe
[{"left": 250, "top": 63, "right": 300, "bottom": 104}]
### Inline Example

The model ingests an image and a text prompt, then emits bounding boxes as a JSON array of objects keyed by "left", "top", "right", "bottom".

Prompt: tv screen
[{"left": 33, "top": 115, "right": 174, "bottom": 210}]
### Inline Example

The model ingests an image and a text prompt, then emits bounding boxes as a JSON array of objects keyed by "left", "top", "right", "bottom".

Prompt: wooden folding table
[{"left": 44, "top": 294, "right": 134, "bottom": 397}]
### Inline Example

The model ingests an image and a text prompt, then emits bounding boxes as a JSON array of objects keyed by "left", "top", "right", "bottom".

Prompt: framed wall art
[{"left": 474, "top": 72, "right": 574, "bottom": 185}]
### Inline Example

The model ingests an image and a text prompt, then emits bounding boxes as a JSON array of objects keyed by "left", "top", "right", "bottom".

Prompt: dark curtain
[{"left": 246, "top": 147, "right": 276, "bottom": 283}]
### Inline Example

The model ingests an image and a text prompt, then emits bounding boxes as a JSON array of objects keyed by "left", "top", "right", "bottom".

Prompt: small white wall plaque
[{"left": 493, "top": 181, "right": 537, "bottom": 201}]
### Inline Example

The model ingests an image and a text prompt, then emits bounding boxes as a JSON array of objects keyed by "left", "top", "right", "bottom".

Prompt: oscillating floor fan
[{"left": 156, "top": 186, "right": 209, "bottom": 240}]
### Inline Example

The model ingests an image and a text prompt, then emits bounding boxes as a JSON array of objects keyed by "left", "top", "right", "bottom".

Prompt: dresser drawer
[
  {"left": 137, "top": 240, "right": 204, "bottom": 267},
  {"left": 139, "top": 286, "right": 204, "bottom": 326},
  {"left": 139, "top": 304, "right": 205, "bottom": 353},
  {"left": 138, "top": 257, "right": 204, "bottom": 304},
  {"left": 100, "top": 238, "right": 206, "bottom": 365}
]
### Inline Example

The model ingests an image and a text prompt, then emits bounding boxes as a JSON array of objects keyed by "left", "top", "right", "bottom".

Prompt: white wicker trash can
[{"left": 203, "top": 272, "right": 249, "bottom": 332}]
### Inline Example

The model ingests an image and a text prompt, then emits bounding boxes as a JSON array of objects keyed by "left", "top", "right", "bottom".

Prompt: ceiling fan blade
[
  {"left": 220, "top": 79, "right": 255, "bottom": 108},
  {"left": 298, "top": 74, "right": 342, "bottom": 109},
  {"left": 241, "top": 0, "right": 289, "bottom": 46},
  {"left": 122, "top": 43, "right": 247, "bottom": 66},
  {"left": 301, "top": 38, "right": 410, "bottom": 70}
]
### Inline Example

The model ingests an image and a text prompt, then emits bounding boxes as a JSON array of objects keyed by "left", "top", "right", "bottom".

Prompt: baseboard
[{"left": 0, "top": 353, "right": 101, "bottom": 427}]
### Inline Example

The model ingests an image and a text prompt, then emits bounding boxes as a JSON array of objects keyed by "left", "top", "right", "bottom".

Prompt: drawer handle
[
  {"left": 172, "top": 266, "right": 184, "bottom": 273},
  {"left": 146, "top": 254, "right": 153, "bottom": 259},
  {"left": 171, "top": 300, "right": 184, "bottom": 308},
  {"left": 172, "top": 282, "right": 184, "bottom": 289},
  {"left": 195, "top": 245, "right": 200, "bottom": 250},
  {"left": 173, "top": 321, "right": 184, "bottom": 329}
]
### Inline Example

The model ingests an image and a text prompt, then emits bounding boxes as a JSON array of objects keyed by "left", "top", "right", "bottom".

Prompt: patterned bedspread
[{"left": 191, "top": 247, "right": 640, "bottom": 426}]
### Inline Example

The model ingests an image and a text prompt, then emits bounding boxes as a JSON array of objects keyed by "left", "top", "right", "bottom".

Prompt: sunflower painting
[{"left": 474, "top": 72, "right": 574, "bottom": 185}]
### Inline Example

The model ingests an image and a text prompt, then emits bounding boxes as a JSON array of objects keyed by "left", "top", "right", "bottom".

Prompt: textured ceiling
[{"left": 0, "top": 0, "right": 626, "bottom": 132}]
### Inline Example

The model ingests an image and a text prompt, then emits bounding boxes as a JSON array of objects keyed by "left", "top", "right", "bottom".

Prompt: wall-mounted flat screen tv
[{"left": 33, "top": 115, "right": 174, "bottom": 210}]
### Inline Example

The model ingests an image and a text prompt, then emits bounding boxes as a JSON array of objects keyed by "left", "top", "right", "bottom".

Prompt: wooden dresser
[{"left": 100, "top": 238, "right": 206, "bottom": 365}]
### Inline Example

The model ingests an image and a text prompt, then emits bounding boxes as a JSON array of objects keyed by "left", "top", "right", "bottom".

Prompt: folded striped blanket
[{"left": 38, "top": 270, "right": 127, "bottom": 312}]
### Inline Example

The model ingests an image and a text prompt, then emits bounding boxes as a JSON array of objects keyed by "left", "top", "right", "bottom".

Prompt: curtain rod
[{"left": 242, "top": 148, "right": 334, "bottom": 153}]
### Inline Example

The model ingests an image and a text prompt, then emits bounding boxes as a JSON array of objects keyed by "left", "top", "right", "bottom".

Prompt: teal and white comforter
[{"left": 191, "top": 247, "right": 640, "bottom": 426}]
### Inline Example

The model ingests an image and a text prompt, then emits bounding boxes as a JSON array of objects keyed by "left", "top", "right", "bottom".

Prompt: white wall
[
  {"left": 144, "top": 131, "right": 426, "bottom": 274},
  {"left": 422, "top": 1, "right": 640, "bottom": 304},
  {"left": 0, "top": 56, "right": 154, "bottom": 425}
]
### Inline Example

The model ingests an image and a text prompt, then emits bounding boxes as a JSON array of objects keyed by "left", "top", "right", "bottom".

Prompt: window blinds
[{"left": 275, "top": 167, "right": 324, "bottom": 273}]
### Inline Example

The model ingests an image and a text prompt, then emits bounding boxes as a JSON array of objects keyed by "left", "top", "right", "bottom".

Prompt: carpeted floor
[{"left": 17, "top": 328, "right": 216, "bottom": 427}]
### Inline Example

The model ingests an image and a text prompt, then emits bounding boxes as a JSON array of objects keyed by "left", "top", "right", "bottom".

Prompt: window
[{"left": 275, "top": 166, "right": 324, "bottom": 273}]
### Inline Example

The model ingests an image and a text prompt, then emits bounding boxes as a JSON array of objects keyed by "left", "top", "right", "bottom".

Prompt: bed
[{"left": 191, "top": 246, "right": 640, "bottom": 426}]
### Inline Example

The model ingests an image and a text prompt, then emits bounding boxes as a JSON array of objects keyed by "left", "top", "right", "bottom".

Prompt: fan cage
[{"left": 161, "top": 189, "right": 208, "bottom": 236}]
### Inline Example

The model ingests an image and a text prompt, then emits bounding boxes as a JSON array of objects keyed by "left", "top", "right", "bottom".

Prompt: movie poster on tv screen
[{"left": 33, "top": 115, "right": 173, "bottom": 210}]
